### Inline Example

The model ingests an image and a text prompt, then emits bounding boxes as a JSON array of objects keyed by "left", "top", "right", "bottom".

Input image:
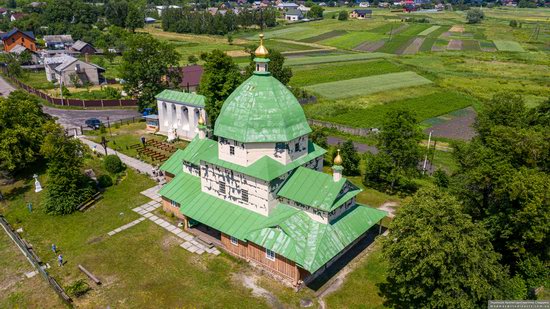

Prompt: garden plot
[
  {"left": 480, "top": 40, "right": 497, "bottom": 52},
  {"left": 462, "top": 40, "right": 481, "bottom": 51},
  {"left": 422, "top": 107, "right": 477, "bottom": 141},
  {"left": 388, "top": 24, "right": 409, "bottom": 35},
  {"left": 401, "top": 37, "right": 425, "bottom": 55},
  {"left": 246, "top": 26, "right": 307, "bottom": 40},
  {"left": 354, "top": 40, "right": 386, "bottom": 52},
  {"left": 321, "top": 31, "right": 385, "bottom": 50},
  {"left": 301, "top": 30, "right": 348, "bottom": 43},
  {"left": 449, "top": 25, "right": 465, "bottom": 33},
  {"left": 418, "top": 26, "right": 441, "bottom": 36},
  {"left": 493, "top": 40, "right": 525, "bottom": 52},
  {"left": 285, "top": 52, "right": 392, "bottom": 66},
  {"left": 304, "top": 71, "right": 432, "bottom": 99},
  {"left": 447, "top": 39, "right": 463, "bottom": 51}
]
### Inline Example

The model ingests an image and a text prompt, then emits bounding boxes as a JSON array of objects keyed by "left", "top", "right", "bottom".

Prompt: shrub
[
  {"left": 338, "top": 10, "right": 348, "bottom": 20},
  {"left": 433, "top": 169, "right": 449, "bottom": 188},
  {"left": 509, "top": 20, "right": 518, "bottom": 27},
  {"left": 65, "top": 279, "right": 90, "bottom": 298},
  {"left": 99, "top": 124, "right": 107, "bottom": 134},
  {"left": 97, "top": 174, "right": 113, "bottom": 188},
  {"left": 103, "top": 155, "right": 125, "bottom": 174},
  {"left": 103, "top": 86, "right": 121, "bottom": 99},
  {"left": 466, "top": 8, "right": 484, "bottom": 24}
]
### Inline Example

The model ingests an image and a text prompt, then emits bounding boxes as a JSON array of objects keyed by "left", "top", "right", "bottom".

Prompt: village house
[
  {"left": 10, "top": 12, "right": 27, "bottom": 22},
  {"left": 158, "top": 35, "right": 386, "bottom": 287},
  {"left": 43, "top": 34, "right": 74, "bottom": 49},
  {"left": 44, "top": 54, "right": 105, "bottom": 86},
  {"left": 297, "top": 4, "right": 310, "bottom": 12},
  {"left": 9, "top": 45, "right": 40, "bottom": 64},
  {"left": 155, "top": 89, "right": 207, "bottom": 141},
  {"left": 155, "top": 5, "right": 181, "bottom": 16},
  {"left": 277, "top": 2, "right": 299, "bottom": 10},
  {"left": 349, "top": 9, "right": 372, "bottom": 19},
  {"left": 359, "top": 1, "right": 371, "bottom": 7},
  {"left": 70, "top": 40, "right": 97, "bottom": 55},
  {"left": 1, "top": 28, "right": 37, "bottom": 52},
  {"left": 284, "top": 8, "right": 304, "bottom": 21}
]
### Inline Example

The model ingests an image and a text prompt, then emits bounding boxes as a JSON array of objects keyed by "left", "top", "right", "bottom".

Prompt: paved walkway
[
  {"left": 106, "top": 185, "right": 220, "bottom": 256},
  {"left": 0, "top": 74, "right": 16, "bottom": 97},
  {"left": 78, "top": 137, "right": 155, "bottom": 177}
]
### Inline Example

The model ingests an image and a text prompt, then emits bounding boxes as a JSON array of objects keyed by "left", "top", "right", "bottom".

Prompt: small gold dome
[
  {"left": 198, "top": 114, "right": 205, "bottom": 125},
  {"left": 334, "top": 149, "right": 343, "bottom": 165},
  {"left": 254, "top": 34, "right": 269, "bottom": 58}
]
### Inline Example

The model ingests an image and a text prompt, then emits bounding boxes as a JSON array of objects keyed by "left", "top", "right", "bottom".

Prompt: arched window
[
  {"left": 171, "top": 104, "right": 177, "bottom": 128},
  {"left": 162, "top": 102, "right": 168, "bottom": 126},
  {"left": 181, "top": 107, "right": 189, "bottom": 131}
]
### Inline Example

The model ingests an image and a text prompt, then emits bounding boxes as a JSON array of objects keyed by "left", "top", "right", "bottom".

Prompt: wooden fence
[
  {"left": 0, "top": 215, "right": 73, "bottom": 307},
  {"left": 1, "top": 68, "right": 137, "bottom": 108},
  {"left": 307, "top": 119, "right": 375, "bottom": 137}
]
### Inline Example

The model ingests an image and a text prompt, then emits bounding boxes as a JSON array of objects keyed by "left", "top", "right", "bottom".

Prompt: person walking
[
  {"left": 51, "top": 243, "right": 57, "bottom": 253},
  {"left": 140, "top": 136, "right": 146, "bottom": 147},
  {"left": 57, "top": 254, "right": 63, "bottom": 267}
]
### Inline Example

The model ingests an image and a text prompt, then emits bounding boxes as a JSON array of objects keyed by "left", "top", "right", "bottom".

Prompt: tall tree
[
  {"left": 244, "top": 48, "right": 292, "bottom": 85},
  {"left": 474, "top": 93, "right": 526, "bottom": 141},
  {"left": 381, "top": 187, "right": 510, "bottom": 308},
  {"left": 120, "top": 34, "right": 180, "bottom": 111},
  {"left": 198, "top": 50, "right": 242, "bottom": 126},
  {"left": 0, "top": 91, "right": 50, "bottom": 173},
  {"left": 41, "top": 123, "right": 94, "bottom": 215},
  {"left": 105, "top": 0, "right": 129, "bottom": 27},
  {"left": 340, "top": 139, "right": 360, "bottom": 176},
  {"left": 126, "top": 4, "right": 144, "bottom": 33}
]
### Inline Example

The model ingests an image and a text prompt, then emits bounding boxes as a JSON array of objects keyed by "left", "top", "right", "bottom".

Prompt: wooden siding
[
  {"left": 2, "top": 32, "right": 36, "bottom": 52},
  {"left": 164, "top": 172, "right": 174, "bottom": 183},
  {"left": 221, "top": 233, "right": 248, "bottom": 258},
  {"left": 162, "top": 197, "right": 185, "bottom": 220},
  {"left": 247, "top": 242, "right": 298, "bottom": 281}
]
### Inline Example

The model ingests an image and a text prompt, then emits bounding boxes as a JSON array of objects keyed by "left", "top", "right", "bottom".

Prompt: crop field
[
  {"left": 304, "top": 71, "right": 433, "bottom": 99},
  {"left": 493, "top": 40, "right": 526, "bottom": 52},
  {"left": 301, "top": 30, "right": 348, "bottom": 43},
  {"left": 421, "top": 107, "right": 477, "bottom": 141},
  {"left": 321, "top": 31, "right": 386, "bottom": 49},
  {"left": 284, "top": 52, "right": 393, "bottom": 66},
  {"left": 418, "top": 26, "right": 441, "bottom": 36}
]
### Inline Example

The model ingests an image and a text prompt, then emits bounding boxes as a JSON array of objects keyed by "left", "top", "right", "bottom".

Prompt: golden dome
[
  {"left": 198, "top": 114, "right": 205, "bottom": 126},
  {"left": 254, "top": 34, "right": 269, "bottom": 58},
  {"left": 334, "top": 149, "right": 343, "bottom": 165}
]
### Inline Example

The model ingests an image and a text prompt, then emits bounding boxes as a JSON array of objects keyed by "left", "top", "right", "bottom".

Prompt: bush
[
  {"left": 509, "top": 20, "right": 518, "bottom": 27},
  {"left": 338, "top": 10, "right": 348, "bottom": 20},
  {"left": 466, "top": 8, "right": 484, "bottom": 24},
  {"left": 97, "top": 174, "right": 113, "bottom": 188},
  {"left": 103, "top": 155, "right": 125, "bottom": 174},
  {"left": 103, "top": 86, "right": 121, "bottom": 99},
  {"left": 65, "top": 279, "right": 90, "bottom": 298},
  {"left": 99, "top": 124, "right": 107, "bottom": 134},
  {"left": 433, "top": 169, "right": 449, "bottom": 188}
]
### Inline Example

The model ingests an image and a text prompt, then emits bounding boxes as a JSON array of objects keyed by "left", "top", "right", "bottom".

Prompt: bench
[
  {"left": 194, "top": 235, "right": 214, "bottom": 249},
  {"left": 77, "top": 192, "right": 103, "bottom": 212},
  {"left": 78, "top": 264, "right": 101, "bottom": 285}
]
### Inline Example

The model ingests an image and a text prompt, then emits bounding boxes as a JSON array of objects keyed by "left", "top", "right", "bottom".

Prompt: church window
[
  {"left": 170, "top": 200, "right": 178, "bottom": 207},
  {"left": 266, "top": 249, "right": 275, "bottom": 261},
  {"left": 230, "top": 146, "right": 235, "bottom": 155},
  {"left": 230, "top": 236, "right": 238, "bottom": 246},
  {"left": 219, "top": 181, "right": 226, "bottom": 195},
  {"left": 294, "top": 142, "right": 300, "bottom": 152},
  {"left": 242, "top": 190, "right": 249, "bottom": 203}
]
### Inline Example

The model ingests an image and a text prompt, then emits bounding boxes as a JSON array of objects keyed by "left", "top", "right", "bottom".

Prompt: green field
[
  {"left": 290, "top": 60, "right": 403, "bottom": 87},
  {"left": 321, "top": 31, "right": 386, "bottom": 49},
  {"left": 418, "top": 26, "right": 441, "bottom": 36},
  {"left": 304, "top": 71, "right": 433, "bottom": 99},
  {"left": 285, "top": 52, "right": 393, "bottom": 66},
  {"left": 493, "top": 40, "right": 526, "bottom": 52}
]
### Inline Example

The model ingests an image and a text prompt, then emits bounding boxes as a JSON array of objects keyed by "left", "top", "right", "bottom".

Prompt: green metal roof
[
  {"left": 201, "top": 140, "right": 326, "bottom": 182},
  {"left": 214, "top": 73, "right": 312, "bottom": 143},
  {"left": 159, "top": 172, "right": 387, "bottom": 273},
  {"left": 155, "top": 89, "right": 206, "bottom": 107},
  {"left": 277, "top": 167, "right": 361, "bottom": 212},
  {"left": 159, "top": 149, "right": 185, "bottom": 175}
]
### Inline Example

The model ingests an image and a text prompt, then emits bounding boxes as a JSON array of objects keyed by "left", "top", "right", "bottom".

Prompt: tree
[
  {"left": 41, "top": 123, "right": 95, "bottom": 215},
  {"left": 433, "top": 169, "right": 449, "bottom": 188},
  {"left": 103, "top": 155, "right": 125, "bottom": 174},
  {"left": 474, "top": 93, "right": 526, "bottom": 141},
  {"left": 381, "top": 187, "right": 509, "bottom": 308},
  {"left": 125, "top": 4, "right": 144, "bottom": 33},
  {"left": 187, "top": 55, "right": 199, "bottom": 65},
  {"left": 105, "top": 0, "right": 129, "bottom": 27},
  {"left": 198, "top": 50, "right": 242, "bottom": 126},
  {"left": 0, "top": 53, "right": 23, "bottom": 78},
  {"left": 120, "top": 34, "right": 180, "bottom": 111},
  {"left": 340, "top": 140, "right": 360, "bottom": 176},
  {"left": 7, "top": 0, "right": 16, "bottom": 9},
  {"left": 308, "top": 5, "right": 324, "bottom": 19},
  {"left": 0, "top": 91, "right": 50, "bottom": 173},
  {"left": 244, "top": 48, "right": 292, "bottom": 85},
  {"left": 338, "top": 10, "right": 348, "bottom": 20},
  {"left": 309, "top": 126, "right": 328, "bottom": 149},
  {"left": 466, "top": 8, "right": 484, "bottom": 24}
]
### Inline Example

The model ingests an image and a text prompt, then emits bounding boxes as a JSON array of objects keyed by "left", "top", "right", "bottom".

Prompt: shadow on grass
[{"left": 306, "top": 226, "right": 386, "bottom": 291}]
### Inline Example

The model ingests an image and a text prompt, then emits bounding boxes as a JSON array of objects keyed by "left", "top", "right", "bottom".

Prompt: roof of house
[
  {"left": 285, "top": 8, "right": 303, "bottom": 15},
  {"left": 277, "top": 167, "right": 361, "bottom": 211},
  {"left": 10, "top": 13, "right": 27, "bottom": 20},
  {"left": 353, "top": 9, "right": 372, "bottom": 14},
  {"left": 43, "top": 34, "right": 73, "bottom": 43},
  {"left": 278, "top": 2, "right": 299, "bottom": 7},
  {"left": 9, "top": 44, "right": 29, "bottom": 54},
  {"left": 71, "top": 40, "right": 95, "bottom": 51},
  {"left": 181, "top": 65, "right": 203, "bottom": 88},
  {"left": 214, "top": 72, "right": 312, "bottom": 143},
  {"left": 158, "top": 171, "right": 386, "bottom": 273},
  {"left": 1, "top": 28, "right": 35, "bottom": 41},
  {"left": 155, "top": 89, "right": 205, "bottom": 107}
]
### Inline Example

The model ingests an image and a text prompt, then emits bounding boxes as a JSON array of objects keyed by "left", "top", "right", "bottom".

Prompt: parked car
[{"left": 85, "top": 118, "right": 102, "bottom": 129}]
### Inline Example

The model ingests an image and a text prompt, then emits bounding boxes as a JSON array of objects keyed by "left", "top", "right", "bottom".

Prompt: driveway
[{"left": 42, "top": 105, "right": 141, "bottom": 131}]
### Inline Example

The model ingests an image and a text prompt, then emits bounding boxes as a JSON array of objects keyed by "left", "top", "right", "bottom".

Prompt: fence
[
  {"left": 308, "top": 119, "right": 375, "bottom": 137},
  {"left": 0, "top": 215, "right": 73, "bottom": 306},
  {"left": 1, "top": 68, "right": 137, "bottom": 108}
]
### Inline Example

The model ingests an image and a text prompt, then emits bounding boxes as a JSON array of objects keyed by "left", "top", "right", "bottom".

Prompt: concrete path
[
  {"left": 0, "top": 74, "right": 16, "bottom": 97},
  {"left": 78, "top": 137, "right": 155, "bottom": 176}
]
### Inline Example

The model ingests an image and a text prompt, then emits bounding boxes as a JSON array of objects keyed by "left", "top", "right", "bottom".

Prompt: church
[{"left": 158, "top": 35, "right": 386, "bottom": 287}]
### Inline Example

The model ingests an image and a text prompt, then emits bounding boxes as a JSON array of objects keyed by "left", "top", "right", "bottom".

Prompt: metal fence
[
  {"left": 0, "top": 215, "right": 73, "bottom": 306},
  {"left": 1, "top": 67, "right": 137, "bottom": 108}
]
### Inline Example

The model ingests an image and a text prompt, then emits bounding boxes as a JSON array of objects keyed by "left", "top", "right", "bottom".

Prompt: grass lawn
[
  {"left": 304, "top": 71, "right": 432, "bottom": 100},
  {"left": 290, "top": 60, "right": 403, "bottom": 87},
  {"left": 324, "top": 241, "right": 387, "bottom": 308},
  {"left": 285, "top": 52, "right": 393, "bottom": 66},
  {"left": 493, "top": 40, "right": 526, "bottom": 52},
  {"left": 19, "top": 71, "right": 55, "bottom": 90},
  {"left": 0, "top": 230, "right": 65, "bottom": 308}
]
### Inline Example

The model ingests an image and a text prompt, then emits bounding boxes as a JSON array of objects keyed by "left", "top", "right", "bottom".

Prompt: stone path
[{"left": 107, "top": 185, "right": 220, "bottom": 256}]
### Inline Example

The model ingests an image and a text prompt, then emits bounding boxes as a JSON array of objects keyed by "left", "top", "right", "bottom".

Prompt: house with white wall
[{"left": 155, "top": 90, "right": 207, "bottom": 141}]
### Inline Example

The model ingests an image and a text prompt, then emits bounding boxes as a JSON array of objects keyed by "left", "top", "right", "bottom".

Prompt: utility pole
[{"left": 422, "top": 131, "right": 432, "bottom": 175}]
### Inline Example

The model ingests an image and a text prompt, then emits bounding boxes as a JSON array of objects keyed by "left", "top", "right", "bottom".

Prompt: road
[
  {"left": 0, "top": 74, "right": 140, "bottom": 130},
  {"left": 327, "top": 136, "right": 378, "bottom": 154}
]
